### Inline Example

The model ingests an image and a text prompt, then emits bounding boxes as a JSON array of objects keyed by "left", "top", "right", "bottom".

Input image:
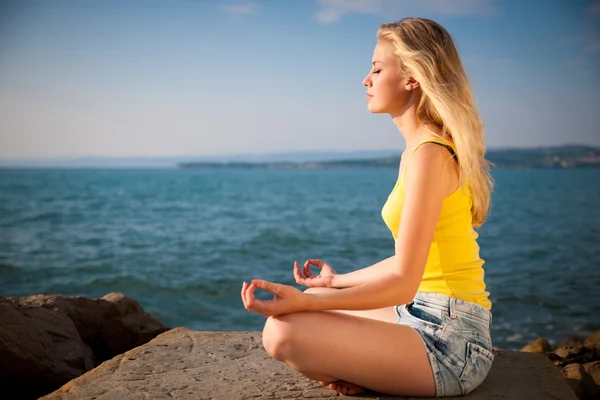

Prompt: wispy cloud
[
  {"left": 565, "top": 56, "right": 597, "bottom": 78},
  {"left": 562, "top": 33, "right": 600, "bottom": 52},
  {"left": 586, "top": 41, "right": 600, "bottom": 52},
  {"left": 222, "top": 1, "right": 257, "bottom": 15},
  {"left": 584, "top": 2, "right": 600, "bottom": 52},
  {"left": 588, "top": 1, "right": 600, "bottom": 16},
  {"left": 561, "top": 3, "right": 600, "bottom": 53},
  {"left": 422, "top": 0, "right": 497, "bottom": 16},
  {"left": 315, "top": 0, "right": 381, "bottom": 24},
  {"left": 314, "top": 0, "right": 498, "bottom": 24}
]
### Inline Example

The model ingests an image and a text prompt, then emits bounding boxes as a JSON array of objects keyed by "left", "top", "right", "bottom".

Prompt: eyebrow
[{"left": 372, "top": 61, "right": 383, "bottom": 65}]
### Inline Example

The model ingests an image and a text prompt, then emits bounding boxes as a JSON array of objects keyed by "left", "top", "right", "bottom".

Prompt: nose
[{"left": 362, "top": 73, "right": 371, "bottom": 88}]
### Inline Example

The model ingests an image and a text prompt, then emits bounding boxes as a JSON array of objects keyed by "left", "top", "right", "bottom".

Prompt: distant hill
[
  {"left": 0, "top": 149, "right": 398, "bottom": 168},
  {"left": 177, "top": 145, "right": 600, "bottom": 170},
  {"left": 2, "top": 145, "right": 599, "bottom": 169},
  {"left": 486, "top": 145, "right": 600, "bottom": 169}
]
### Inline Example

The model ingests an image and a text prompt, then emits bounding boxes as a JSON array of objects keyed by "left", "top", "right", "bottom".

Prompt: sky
[{"left": 0, "top": 0, "right": 599, "bottom": 161}]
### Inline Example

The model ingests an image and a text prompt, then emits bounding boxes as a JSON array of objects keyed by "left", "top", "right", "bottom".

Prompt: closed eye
[{"left": 373, "top": 69, "right": 381, "bottom": 74}]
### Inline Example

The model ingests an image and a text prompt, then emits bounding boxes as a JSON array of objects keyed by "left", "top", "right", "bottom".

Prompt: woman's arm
[
  {"left": 306, "top": 143, "right": 451, "bottom": 310},
  {"left": 243, "top": 144, "right": 454, "bottom": 316},
  {"left": 330, "top": 255, "right": 398, "bottom": 288}
]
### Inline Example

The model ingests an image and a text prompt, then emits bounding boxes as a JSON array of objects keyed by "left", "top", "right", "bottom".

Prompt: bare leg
[
  {"left": 302, "top": 287, "right": 400, "bottom": 395},
  {"left": 262, "top": 291, "right": 435, "bottom": 397}
]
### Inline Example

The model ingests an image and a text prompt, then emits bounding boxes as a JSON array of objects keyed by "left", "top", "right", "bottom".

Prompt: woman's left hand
[{"left": 241, "top": 279, "right": 309, "bottom": 317}]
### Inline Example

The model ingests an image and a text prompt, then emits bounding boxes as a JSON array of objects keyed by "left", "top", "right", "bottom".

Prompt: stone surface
[
  {"left": 521, "top": 331, "right": 600, "bottom": 400},
  {"left": 584, "top": 361, "right": 600, "bottom": 384},
  {"left": 563, "top": 363, "right": 586, "bottom": 380},
  {"left": 550, "top": 345, "right": 600, "bottom": 368},
  {"left": 558, "top": 338, "right": 585, "bottom": 349},
  {"left": 41, "top": 328, "right": 578, "bottom": 400},
  {"left": 521, "top": 337, "right": 553, "bottom": 353},
  {"left": 555, "top": 346, "right": 585, "bottom": 360},
  {"left": 0, "top": 292, "right": 167, "bottom": 400},
  {"left": 562, "top": 363, "right": 600, "bottom": 400}
]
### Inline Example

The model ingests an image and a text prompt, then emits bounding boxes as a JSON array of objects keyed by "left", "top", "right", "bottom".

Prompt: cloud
[
  {"left": 315, "top": 0, "right": 382, "bottom": 24},
  {"left": 222, "top": 1, "right": 257, "bottom": 15},
  {"left": 588, "top": 1, "right": 600, "bottom": 16},
  {"left": 314, "top": 0, "right": 498, "bottom": 24},
  {"left": 587, "top": 2, "right": 600, "bottom": 52},
  {"left": 421, "top": 0, "right": 497, "bottom": 16},
  {"left": 586, "top": 41, "right": 600, "bottom": 52},
  {"left": 562, "top": 3, "right": 600, "bottom": 53}
]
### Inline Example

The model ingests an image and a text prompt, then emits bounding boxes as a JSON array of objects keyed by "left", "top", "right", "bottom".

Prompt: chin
[{"left": 367, "top": 102, "right": 386, "bottom": 114}]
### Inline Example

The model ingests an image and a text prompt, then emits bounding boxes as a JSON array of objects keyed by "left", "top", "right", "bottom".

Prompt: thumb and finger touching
[
  {"left": 241, "top": 281, "right": 274, "bottom": 316},
  {"left": 252, "top": 279, "right": 282, "bottom": 295},
  {"left": 304, "top": 259, "right": 327, "bottom": 276}
]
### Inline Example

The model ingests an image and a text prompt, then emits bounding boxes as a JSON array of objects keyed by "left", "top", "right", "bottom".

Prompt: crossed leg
[{"left": 261, "top": 287, "right": 436, "bottom": 397}]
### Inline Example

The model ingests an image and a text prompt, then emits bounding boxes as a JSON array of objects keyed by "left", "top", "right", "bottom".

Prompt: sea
[{"left": 1, "top": 167, "right": 599, "bottom": 350}]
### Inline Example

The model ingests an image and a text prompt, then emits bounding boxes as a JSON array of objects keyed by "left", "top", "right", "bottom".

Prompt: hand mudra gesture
[{"left": 293, "top": 259, "right": 337, "bottom": 288}]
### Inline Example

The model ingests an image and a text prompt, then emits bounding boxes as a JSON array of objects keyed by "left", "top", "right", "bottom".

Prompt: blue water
[{"left": 1, "top": 168, "right": 599, "bottom": 350}]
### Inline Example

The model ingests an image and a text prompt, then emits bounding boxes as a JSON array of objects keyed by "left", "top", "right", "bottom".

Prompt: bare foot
[{"left": 325, "top": 380, "right": 367, "bottom": 396}]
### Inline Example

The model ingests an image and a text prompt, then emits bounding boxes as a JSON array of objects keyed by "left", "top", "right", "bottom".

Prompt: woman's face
[{"left": 362, "top": 41, "right": 413, "bottom": 115}]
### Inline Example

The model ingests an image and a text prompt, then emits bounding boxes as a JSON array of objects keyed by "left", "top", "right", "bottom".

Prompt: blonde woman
[{"left": 241, "top": 17, "right": 494, "bottom": 397}]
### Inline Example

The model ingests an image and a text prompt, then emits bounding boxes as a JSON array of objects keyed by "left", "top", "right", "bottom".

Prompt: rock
[
  {"left": 0, "top": 293, "right": 167, "bottom": 400},
  {"left": 563, "top": 363, "right": 586, "bottom": 380},
  {"left": 0, "top": 296, "right": 95, "bottom": 400},
  {"left": 521, "top": 337, "right": 553, "bottom": 353},
  {"left": 584, "top": 361, "right": 600, "bottom": 384},
  {"left": 544, "top": 334, "right": 600, "bottom": 399},
  {"left": 41, "top": 328, "right": 578, "bottom": 400},
  {"left": 556, "top": 345, "right": 585, "bottom": 359},
  {"left": 558, "top": 337, "right": 585, "bottom": 349},
  {"left": 552, "top": 345, "right": 600, "bottom": 368},
  {"left": 561, "top": 362, "right": 600, "bottom": 400},
  {"left": 584, "top": 330, "right": 600, "bottom": 348}
]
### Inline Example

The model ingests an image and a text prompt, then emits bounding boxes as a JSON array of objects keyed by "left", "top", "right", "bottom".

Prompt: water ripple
[{"left": 1, "top": 168, "right": 599, "bottom": 349}]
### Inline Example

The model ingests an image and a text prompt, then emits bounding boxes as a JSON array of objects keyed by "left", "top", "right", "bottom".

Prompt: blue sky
[{"left": 1, "top": 0, "right": 599, "bottom": 160}]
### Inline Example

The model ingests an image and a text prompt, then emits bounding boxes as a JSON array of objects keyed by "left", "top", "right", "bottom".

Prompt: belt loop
[{"left": 449, "top": 297, "right": 457, "bottom": 319}]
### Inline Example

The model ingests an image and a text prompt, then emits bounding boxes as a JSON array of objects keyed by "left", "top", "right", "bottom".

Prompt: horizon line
[{"left": 0, "top": 142, "right": 598, "bottom": 162}]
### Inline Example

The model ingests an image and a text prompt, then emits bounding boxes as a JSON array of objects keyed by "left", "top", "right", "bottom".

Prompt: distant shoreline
[
  {"left": 2, "top": 144, "right": 599, "bottom": 169},
  {"left": 178, "top": 145, "right": 600, "bottom": 170},
  {"left": 176, "top": 163, "right": 600, "bottom": 170}
]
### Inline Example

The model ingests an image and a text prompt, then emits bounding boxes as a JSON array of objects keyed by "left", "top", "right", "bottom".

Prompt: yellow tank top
[{"left": 381, "top": 137, "right": 492, "bottom": 310}]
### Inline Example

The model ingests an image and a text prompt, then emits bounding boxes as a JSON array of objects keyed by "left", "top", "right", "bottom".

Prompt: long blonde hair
[{"left": 378, "top": 18, "right": 493, "bottom": 226}]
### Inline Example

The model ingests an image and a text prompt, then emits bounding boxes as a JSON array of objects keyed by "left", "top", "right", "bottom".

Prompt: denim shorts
[{"left": 395, "top": 292, "right": 494, "bottom": 397}]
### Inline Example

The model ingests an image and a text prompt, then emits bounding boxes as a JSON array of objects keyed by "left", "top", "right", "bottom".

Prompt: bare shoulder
[
  {"left": 404, "top": 142, "right": 457, "bottom": 194},
  {"left": 409, "top": 142, "right": 452, "bottom": 175}
]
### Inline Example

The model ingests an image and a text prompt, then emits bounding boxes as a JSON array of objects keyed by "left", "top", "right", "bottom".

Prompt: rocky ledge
[
  {"left": 1, "top": 292, "right": 597, "bottom": 400},
  {"left": 521, "top": 332, "right": 600, "bottom": 399},
  {"left": 0, "top": 292, "right": 168, "bottom": 399},
  {"left": 41, "top": 327, "right": 577, "bottom": 400}
]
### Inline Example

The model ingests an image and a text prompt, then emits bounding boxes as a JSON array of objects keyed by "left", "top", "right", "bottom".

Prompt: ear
[{"left": 406, "top": 77, "right": 420, "bottom": 91}]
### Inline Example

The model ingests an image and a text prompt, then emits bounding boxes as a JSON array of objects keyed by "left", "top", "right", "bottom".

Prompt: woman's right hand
[{"left": 293, "top": 259, "right": 337, "bottom": 288}]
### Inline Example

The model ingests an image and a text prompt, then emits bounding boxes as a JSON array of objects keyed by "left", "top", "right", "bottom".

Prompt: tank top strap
[
  {"left": 401, "top": 137, "right": 458, "bottom": 181},
  {"left": 411, "top": 136, "right": 456, "bottom": 154}
]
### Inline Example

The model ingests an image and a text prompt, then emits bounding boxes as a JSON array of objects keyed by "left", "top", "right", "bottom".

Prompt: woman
[{"left": 241, "top": 17, "right": 494, "bottom": 397}]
